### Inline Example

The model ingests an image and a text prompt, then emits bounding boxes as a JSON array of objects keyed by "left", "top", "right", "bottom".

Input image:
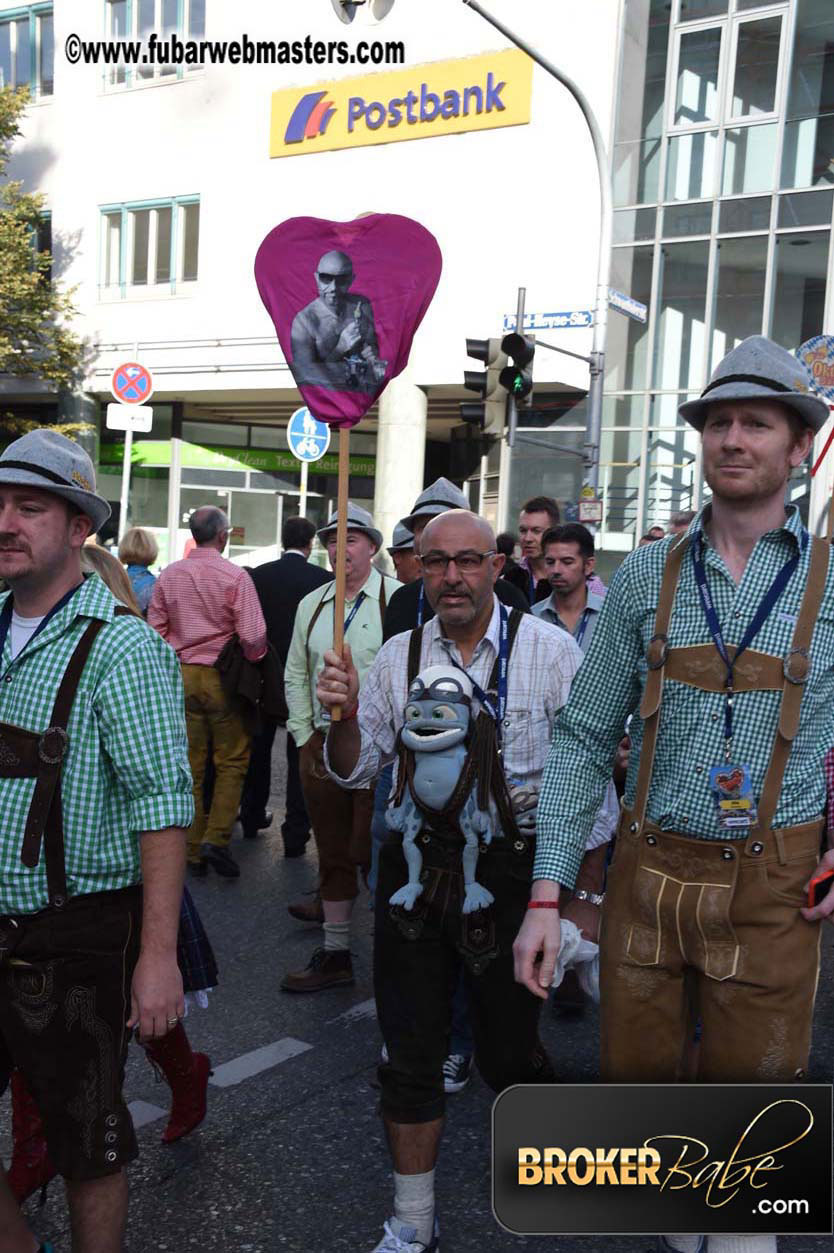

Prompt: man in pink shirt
[{"left": 149, "top": 507, "right": 267, "bottom": 879}]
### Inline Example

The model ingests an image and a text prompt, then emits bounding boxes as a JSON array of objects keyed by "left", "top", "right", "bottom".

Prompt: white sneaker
[
  {"left": 371, "top": 1216, "right": 439, "bottom": 1252},
  {"left": 442, "top": 1053, "right": 471, "bottom": 1094}
]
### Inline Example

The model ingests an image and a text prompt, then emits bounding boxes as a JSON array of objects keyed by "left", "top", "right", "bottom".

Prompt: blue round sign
[{"left": 286, "top": 407, "right": 331, "bottom": 463}]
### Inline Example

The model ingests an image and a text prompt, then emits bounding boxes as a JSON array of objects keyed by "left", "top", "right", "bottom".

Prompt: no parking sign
[{"left": 110, "top": 361, "right": 154, "bottom": 405}]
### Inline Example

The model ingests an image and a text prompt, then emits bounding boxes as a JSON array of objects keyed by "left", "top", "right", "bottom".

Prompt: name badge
[{"left": 708, "top": 763, "right": 758, "bottom": 830}]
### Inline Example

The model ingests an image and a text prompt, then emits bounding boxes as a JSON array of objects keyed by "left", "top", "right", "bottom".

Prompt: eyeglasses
[
  {"left": 317, "top": 271, "right": 352, "bottom": 286},
  {"left": 419, "top": 549, "right": 496, "bottom": 574}
]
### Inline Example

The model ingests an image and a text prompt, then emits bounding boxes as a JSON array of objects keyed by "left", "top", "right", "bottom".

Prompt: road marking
[
  {"left": 328, "top": 997, "right": 377, "bottom": 1025},
  {"left": 208, "top": 1037, "right": 313, "bottom": 1087},
  {"left": 129, "top": 1099, "right": 167, "bottom": 1129}
]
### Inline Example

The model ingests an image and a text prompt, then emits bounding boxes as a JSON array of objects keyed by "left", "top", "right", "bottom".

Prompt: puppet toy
[{"left": 387, "top": 666, "right": 494, "bottom": 915}]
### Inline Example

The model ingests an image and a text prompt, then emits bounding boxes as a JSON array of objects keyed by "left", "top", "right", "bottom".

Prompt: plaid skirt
[{"left": 177, "top": 886, "right": 219, "bottom": 993}]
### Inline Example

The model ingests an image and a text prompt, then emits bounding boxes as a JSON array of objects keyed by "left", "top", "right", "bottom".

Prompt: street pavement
[{"left": 3, "top": 726, "right": 833, "bottom": 1252}]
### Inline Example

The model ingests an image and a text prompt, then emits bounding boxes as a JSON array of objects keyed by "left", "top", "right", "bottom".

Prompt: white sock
[
  {"left": 323, "top": 921, "right": 350, "bottom": 952},
  {"left": 663, "top": 1238, "right": 703, "bottom": 1253},
  {"left": 710, "top": 1238, "right": 777, "bottom": 1253},
  {"left": 393, "top": 1168, "right": 435, "bottom": 1247}
]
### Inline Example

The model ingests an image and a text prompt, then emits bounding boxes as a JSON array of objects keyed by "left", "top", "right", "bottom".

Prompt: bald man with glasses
[{"left": 290, "top": 249, "right": 386, "bottom": 392}]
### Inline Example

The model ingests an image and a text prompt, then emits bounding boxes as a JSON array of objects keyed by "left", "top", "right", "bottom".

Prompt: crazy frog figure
[{"left": 387, "top": 665, "right": 493, "bottom": 915}]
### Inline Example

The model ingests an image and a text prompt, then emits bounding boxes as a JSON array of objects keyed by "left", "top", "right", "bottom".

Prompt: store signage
[
  {"left": 504, "top": 311, "right": 593, "bottom": 332},
  {"left": 99, "top": 441, "right": 376, "bottom": 477},
  {"left": 270, "top": 50, "right": 532, "bottom": 158}
]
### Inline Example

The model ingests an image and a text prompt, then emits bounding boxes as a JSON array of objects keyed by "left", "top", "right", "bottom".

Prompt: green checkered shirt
[
  {"left": 535, "top": 506, "right": 834, "bottom": 888},
  {"left": 0, "top": 574, "right": 194, "bottom": 915}
]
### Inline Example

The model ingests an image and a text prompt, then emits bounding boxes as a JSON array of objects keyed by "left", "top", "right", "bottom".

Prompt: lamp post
[{"left": 460, "top": 0, "right": 613, "bottom": 495}]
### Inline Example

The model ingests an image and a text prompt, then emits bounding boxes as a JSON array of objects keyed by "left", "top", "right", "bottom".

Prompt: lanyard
[
  {"left": 0, "top": 582, "right": 85, "bottom": 667},
  {"left": 691, "top": 528, "right": 805, "bottom": 758},
  {"left": 528, "top": 570, "right": 536, "bottom": 605},
  {"left": 416, "top": 581, "right": 425, "bottom": 628},
  {"left": 448, "top": 602, "right": 509, "bottom": 750},
  {"left": 343, "top": 590, "right": 366, "bottom": 635},
  {"left": 575, "top": 608, "right": 592, "bottom": 651}
]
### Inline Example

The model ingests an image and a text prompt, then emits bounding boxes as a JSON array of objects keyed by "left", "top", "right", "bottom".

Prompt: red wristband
[{"left": 527, "top": 900, "right": 560, "bottom": 910}]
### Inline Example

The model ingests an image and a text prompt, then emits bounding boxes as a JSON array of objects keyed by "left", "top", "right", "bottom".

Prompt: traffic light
[
  {"left": 500, "top": 332, "right": 535, "bottom": 403},
  {"left": 461, "top": 337, "right": 509, "bottom": 437}
]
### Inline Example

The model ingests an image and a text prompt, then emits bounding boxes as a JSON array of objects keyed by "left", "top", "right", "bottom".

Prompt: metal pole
[
  {"left": 118, "top": 425, "right": 132, "bottom": 543},
  {"left": 461, "top": 0, "right": 612, "bottom": 493},
  {"left": 299, "top": 460, "right": 309, "bottom": 517},
  {"left": 506, "top": 285, "right": 526, "bottom": 450}
]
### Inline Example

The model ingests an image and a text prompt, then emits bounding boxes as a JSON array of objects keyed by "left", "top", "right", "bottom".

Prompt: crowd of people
[{"left": 1, "top": 334, "right": 834, "bottom": 1253}]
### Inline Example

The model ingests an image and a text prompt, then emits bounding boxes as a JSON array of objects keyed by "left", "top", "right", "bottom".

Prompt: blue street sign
[
  {"left": 503, "top": 310, "right": 593, "bottom": 332},
  {"left": 608, "top": 289, "right": 648, "bottom": 323},
  {"left": 286, "top": 407, "right": 331, "bottom": 462}
]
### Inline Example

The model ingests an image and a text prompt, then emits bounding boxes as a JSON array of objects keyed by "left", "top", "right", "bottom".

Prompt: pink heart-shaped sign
[{"left": 255, "top": 214, "right": 442, "bottom": 428}]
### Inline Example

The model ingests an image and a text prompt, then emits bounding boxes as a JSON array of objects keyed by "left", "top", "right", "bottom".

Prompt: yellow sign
[{"left": 270, "top": 49, "right": 532, "bottom": 159}]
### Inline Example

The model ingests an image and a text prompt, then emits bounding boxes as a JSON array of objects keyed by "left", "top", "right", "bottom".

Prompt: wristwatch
[{"left": 572, "top": 889, "right": 605, "bottom": 906}]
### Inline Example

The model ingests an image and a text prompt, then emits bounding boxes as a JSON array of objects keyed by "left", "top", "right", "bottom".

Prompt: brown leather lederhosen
[
  {"left": 599, "top": 534, "right": 830, "bottom": 1084},
  {"left": 0, "top": 614, "right": 121, "bottom": 929},
  {"left": 299, "top": 578, "right": 389, "bottom": 901}
]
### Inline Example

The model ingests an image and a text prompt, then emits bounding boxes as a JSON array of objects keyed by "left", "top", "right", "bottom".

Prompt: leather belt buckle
[
  {"left": 647, "top": 633, "right": 669, "bottom": 670},
  {"left": 38, "top": 726, "right": 69, "bottom": 765},
  {"left": 783, "top": 647, "right": 810, "bottom": 685}
]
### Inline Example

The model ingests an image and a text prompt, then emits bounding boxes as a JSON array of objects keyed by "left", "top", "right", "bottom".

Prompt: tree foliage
[{"left": 0, "top": 86, "right": 85, "bottom": 390}]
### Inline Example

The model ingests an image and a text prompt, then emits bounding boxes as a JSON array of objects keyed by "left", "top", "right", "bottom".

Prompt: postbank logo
[{"left": 270, "top": 49, "right": 532, "bottom": 158}]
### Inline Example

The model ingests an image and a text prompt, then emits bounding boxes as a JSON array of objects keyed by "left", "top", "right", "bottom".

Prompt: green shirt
[
  {"left": 535, "top": 506, "right": 834, "bottom": 888},
  {"left": 285, "top": 566, "right": 399, "bottom": 745},
  {"left": 0, "top": 574, "right": 194, "bottom": 915}
]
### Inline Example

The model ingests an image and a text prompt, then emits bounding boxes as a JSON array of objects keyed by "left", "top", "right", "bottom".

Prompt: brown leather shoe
[
  {"left": 287, "top": 891, "right": 324, "bottom": 925},
  {"left": 280, "top": 948, "right": 354, "bottom": 993}
]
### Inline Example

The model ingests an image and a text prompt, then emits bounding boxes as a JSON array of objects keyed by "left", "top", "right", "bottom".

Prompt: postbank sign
[{"left": 270, "top": 49, "right": 532, "bottom": 158}]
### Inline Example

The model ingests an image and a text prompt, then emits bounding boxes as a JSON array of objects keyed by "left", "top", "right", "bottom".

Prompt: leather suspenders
[{"left": 632, "top": 535, "right": 830, "bottom": 836}]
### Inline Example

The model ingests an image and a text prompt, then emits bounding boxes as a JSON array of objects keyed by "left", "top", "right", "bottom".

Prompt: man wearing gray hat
[
  {"left": 517, "top": 336, "right": 834, "bottom": 1253},
  {"left": 383, "top": 478, "right": 528, "bottom": 640},
  {"left": 387, "top": 522, "right": 421, "bottom": 586},
  {"left": 282, "top": 502, "right": 399, "bottom": 991},
  {"left": 0, "top": 431, "right": 193, "bottom": 1251}
]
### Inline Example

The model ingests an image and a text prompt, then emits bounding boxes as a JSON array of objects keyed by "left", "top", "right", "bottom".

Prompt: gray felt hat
[
  {"left": 0, "top": 430, "right": 111, "bottom": 531},
  {"left": 316, "top": 501, "right": 383, "bottom": 551},
  {"left": 679, "top": 335, "right": 829, "bottom": 433},
  {"left": 401, "top": 477, "right": 469, "bottom": 529},
  {"left": 387, "top": 522, "right": 415, "bottom": 554}
]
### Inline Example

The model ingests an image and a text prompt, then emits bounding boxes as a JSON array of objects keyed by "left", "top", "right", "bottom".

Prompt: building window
[
  {"left": 104, "top": 0, "right": 205, "bottom": 88},
  {"left": 781, "top": 0, "right": 834, "bottom": 189},
  {"left": 0, "top": 5, "right": 53, "bottom": 98},
  {"left": 99, "top": 198, "right": 199, "bottom": 298}
]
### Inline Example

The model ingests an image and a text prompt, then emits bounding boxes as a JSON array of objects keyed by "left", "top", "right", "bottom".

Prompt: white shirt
[
  {"left": 9, "top": 611, "right": 44, "bottom": 660},
  {"left": 326, "top": 597, "right": 582, "bottom": 802}
]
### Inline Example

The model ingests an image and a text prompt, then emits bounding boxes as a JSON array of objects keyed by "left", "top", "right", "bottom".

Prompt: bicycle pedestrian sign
[
  {"left": 287, "top": 407, "right": 331, "bottom": 462},
  {"left": 111, "top": 362, "right": 154, "bottom": 405}
]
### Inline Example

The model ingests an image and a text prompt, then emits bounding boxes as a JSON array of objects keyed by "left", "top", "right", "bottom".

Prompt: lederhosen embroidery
[
  {"left": 0, "top": 608, "right": 131, "bottom": 915},
  {"left": 390, "top": 609, "right": 527, "bottom": 972}
]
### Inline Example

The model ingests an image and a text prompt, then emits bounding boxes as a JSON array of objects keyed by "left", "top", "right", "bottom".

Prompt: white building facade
[{"left": 1, "top": 0, "right": 623, "bottom": 566}]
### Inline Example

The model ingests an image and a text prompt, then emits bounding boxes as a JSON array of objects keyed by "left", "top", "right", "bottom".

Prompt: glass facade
[{"left": 607, "top": 0, "right": 834, "bottom": 547}]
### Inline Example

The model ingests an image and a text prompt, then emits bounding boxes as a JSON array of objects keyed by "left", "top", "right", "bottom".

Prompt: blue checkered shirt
[{"left": 535, "top": 506, "right": 834, "bottom": 887}]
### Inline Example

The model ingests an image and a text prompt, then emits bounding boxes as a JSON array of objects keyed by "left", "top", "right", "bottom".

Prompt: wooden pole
[{"left": 330, "top": 426, "right": 351, "bottom": 722}]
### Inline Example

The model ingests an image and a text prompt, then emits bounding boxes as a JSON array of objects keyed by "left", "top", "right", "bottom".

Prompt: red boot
[
  {"left": 143, "top": 1022, "right": 211, "bottom": 1144},
  {"left": 7, "top": 1070, "right": 57, "bottom": 1204}
]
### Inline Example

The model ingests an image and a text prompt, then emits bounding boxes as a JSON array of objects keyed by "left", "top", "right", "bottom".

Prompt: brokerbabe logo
[
  {"left": 270, "top": 50, "right": 532, "bottom": 159},
  {"left": 284, "top": 91, "right": 337, "bottom": 144}
]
